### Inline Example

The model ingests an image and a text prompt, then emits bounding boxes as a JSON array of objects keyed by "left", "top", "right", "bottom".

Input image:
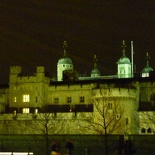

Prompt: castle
[{"left": 0, "top": 40, "right": 154, "bottom": 135}]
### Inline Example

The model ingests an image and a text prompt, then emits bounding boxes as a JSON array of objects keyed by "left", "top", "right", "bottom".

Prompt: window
[
  {"left": 23, "top": 94, "right": 30, "bottom": 102},
  {"left": 80, "top": 96, "right": 85, "bottom": 103},
  {"left": 67, "top": 97, "right": 72, "bottom": 103},
  {"left": 14, "top": 97, "right": 17, "bottom": 102},
  {"left": 116, "top": 114, "right": 120, "bottom": 120},
  {"left": 125, "top": 118, "right": 129, "bottom": 125},
  {"left": 54, "top": 97, "right": 59, "bottom": 104},
  {"left": 108, "top": 103, "right": 112, "bottom": 109},
  {"left": 147, "top": 127, "right": 152, "bottom": 133},
  {"left": 36, "top": 96, "right": 38, "bottom": 103},
  {"left": 35, "top": 108, "right": 38, "bottom": 114},
  {"left": 141, "top": 128, "right": 146, "bottom": 133},
  {"left": 151, "top": 94, "right": 155, "bottom": 101},
  {"left": 22, "top": 108, "right": 30, "bottom": 113}
]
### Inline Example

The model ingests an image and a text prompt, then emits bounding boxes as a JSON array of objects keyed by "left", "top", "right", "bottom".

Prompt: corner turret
[{"left": 9, "top": 66, "right": 22, "bottom": 84}]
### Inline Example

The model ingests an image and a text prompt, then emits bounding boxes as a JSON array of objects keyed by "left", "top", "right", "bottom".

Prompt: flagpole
[{"left": 131, "top": 41, "right": 134, "bottom": 77}]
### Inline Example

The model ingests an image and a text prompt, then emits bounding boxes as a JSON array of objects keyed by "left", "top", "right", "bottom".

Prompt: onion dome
[
  {"left": 91, "top": 55, "right": 100, "bottom": 77},
  {"left": 142, "top": 52, "right": 153, "bottom": 73},
  {"left": 58, "top": 57, "right": 73, "bottom": 65},
  {"left": 117, "top": 40, "right": 131, "bottom": 64},
  {"left": 57, "top": 41, "right": 73, "bottom": 65}
]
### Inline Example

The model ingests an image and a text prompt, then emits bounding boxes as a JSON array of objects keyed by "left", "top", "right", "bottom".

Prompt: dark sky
[{"left": 0, "top": 0, "right": 155, "bottom": 83}]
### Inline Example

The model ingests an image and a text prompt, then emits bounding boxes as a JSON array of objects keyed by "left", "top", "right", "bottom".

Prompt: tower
[
  {"left": 141, "top": 52, "right": 153, "bottom": 77},
  {"left": 57, "top": 41, "right": 73, "bottom": 81},
  {"left": 91, "top": 55, "right": 100, "bottom": 77},
  {"left": 117, "top": 40, "right": 131, "bottom": 78}
]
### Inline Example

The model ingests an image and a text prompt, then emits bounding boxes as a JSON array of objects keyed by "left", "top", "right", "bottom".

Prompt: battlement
[
  {"left": 17, "top": 76, "right": 36, "bottom": 83},
  {"left": 37, "top": 66, "right": 45, "bottom": 73},
  {"left": 10, "top": 66, "right": 22, "bottom": 75},
  {"left": 9, "top": 66, "right": 50, "bottom": 83}
]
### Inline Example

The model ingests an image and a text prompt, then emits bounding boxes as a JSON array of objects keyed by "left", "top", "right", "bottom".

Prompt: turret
[
  {"left": 9, "top": 66, "right": 22, "bottom": 84},
  {"left": 141, "top": 52, "right": 153, "bottom": 77},
  {"left": 57, "top": 41, "right": 73, "bottom": 81},
  {"left": 117, "top": 40, "right": 131, "bottom": 78},
  {"left": 91, "top": 55, "right": 100, "bottom": 77},
  {"left": 36, "top": 66, "right": 45, "bottom": 81}
]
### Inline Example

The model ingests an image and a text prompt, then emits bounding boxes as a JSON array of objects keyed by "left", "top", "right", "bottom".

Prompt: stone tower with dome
[
  {"left": 91, "top": 55, "right": 100, "bottom": 77},
  {"left": 57, "top": 41, "right": 73, "bottom": 81},
  {"left": 117, "top": 40, "right": 132, "bottom": 78},
  {"left": 141, "top": 52, "right": 153, "bottom": 77}
]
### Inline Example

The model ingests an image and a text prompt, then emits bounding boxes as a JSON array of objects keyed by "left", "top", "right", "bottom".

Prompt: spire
[
  {"left": 141, "top": 52, "right": 153, "bottom": 77},
  {"left": 93, "top": 55, "right": 98, "bottom": 69},
  {"left": 63, "top": 41, "right": 68, "bottom": 57},
  {"left": 121, "top": 40, "right": 127, "bottom": 57},
  {"left": 91, "top": 55, "right": 100, "bottom": 77},
  {"left": 145, "top": 52, "right": 150, "bottom": 67}
]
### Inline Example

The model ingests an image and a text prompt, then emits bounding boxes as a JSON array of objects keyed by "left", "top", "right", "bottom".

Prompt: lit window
[
  {"left": 23, "top": 108, "right": 30, "bottom": 113},
  {"left": 67, "top": 97, "right": 72, "bottom": 103},
  {"left": 80, "top": 96, "right": 85, "bottom": 103},
  {"left": 23, "top": 94, "right": 30, "bottom": 102},
  {"left": 35, "top": 108, "right": 38, "bottom": 114},
  {"left": 54, "top": 97, "right": 59, "bottom": 104},
  {"left": 14, "top": 97, "right": 17, "bottom": 102}
]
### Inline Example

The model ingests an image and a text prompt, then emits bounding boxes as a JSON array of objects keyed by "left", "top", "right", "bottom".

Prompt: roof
[
  {"left": 142, "top": 65, "right": 153, "bottom": 73},
  {"left": 117, "top": 56, "right": 131, "bottom": 64},
  {"left": 91, "top": 68, "right": 100, "bottom": 75},
  {"left": 57, "top": 57, "right": 73, "bottom": 65}
]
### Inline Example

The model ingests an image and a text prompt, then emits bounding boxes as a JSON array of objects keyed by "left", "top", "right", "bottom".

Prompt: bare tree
[
  {"left": 79, "top": 88, "right": 125, "bottom": 155},
  {"left": 30, "top": 93, "right": 65, "bottom": 155},
  {"left": 31, "top": 113, "right": 65, "bottom": 155}
]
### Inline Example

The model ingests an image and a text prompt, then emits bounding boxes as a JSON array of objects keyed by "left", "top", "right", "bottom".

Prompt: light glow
[
  {"left": 23, "top": 94, "right": 30, "bottom": 102},
  {"left": 0, "top": 153, "right": 33, "bottom": 155}
]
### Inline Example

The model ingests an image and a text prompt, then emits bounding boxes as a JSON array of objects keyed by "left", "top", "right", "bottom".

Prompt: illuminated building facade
[{"left": 0, "top": 41, "right": 154, "bottom": 135}]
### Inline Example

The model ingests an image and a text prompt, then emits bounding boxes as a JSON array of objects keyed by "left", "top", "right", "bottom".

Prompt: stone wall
[{"left": 0, "top": 134, "right": 155, "bottom": 155}]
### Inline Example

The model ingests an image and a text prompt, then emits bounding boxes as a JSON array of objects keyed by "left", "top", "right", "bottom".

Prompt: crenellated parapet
[{"left": 10, "top": 66, "right": 50, "bottom": 84}]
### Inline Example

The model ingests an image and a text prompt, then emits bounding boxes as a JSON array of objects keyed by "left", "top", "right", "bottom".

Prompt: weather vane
[
  {"left": 121, "top": 40, "right": 127, "bottom": 49},
  {"left": 93, "top": 55, "right": 98, "bottom": 69},
  {"left": 145, "top": 52, "right": 150, "bottom": 66},
  {"left": 121, "top": 40, "right": 127, "bottom": 57},
  {"left": 63, "top": 41, "right": 68, "bottom": 57}
]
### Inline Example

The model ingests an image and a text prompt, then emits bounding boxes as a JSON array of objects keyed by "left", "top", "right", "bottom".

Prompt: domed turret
[
  {"left": 117, "top": 40, "right": 131, "bottom": 64},
  {"left": 57, "top": 41, "right": 73, "bottom": 81},
  {"left": 117, "top": 40, "right": 131, "bottom": 78},
  {"left": 58, "top": 57, "right": 73, "bottom": 65},
  {"left": 141, "top": 52, "right": 153, "bottom": 77},
  {"left": 91, "top": 55, "right": 100, "bottom": 77}
]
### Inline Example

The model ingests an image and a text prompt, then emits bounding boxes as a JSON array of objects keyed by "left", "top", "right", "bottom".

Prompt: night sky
[{"left": 0, "top": 0, "right": 155, "bottom": 83}]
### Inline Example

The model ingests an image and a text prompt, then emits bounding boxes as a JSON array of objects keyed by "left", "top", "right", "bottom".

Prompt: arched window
[
  {"left": 141, "top": 128, "right": 146, "bottom": 133},
  {"left": 147, "top": 127, "right": 152, "bottom": 133}
]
